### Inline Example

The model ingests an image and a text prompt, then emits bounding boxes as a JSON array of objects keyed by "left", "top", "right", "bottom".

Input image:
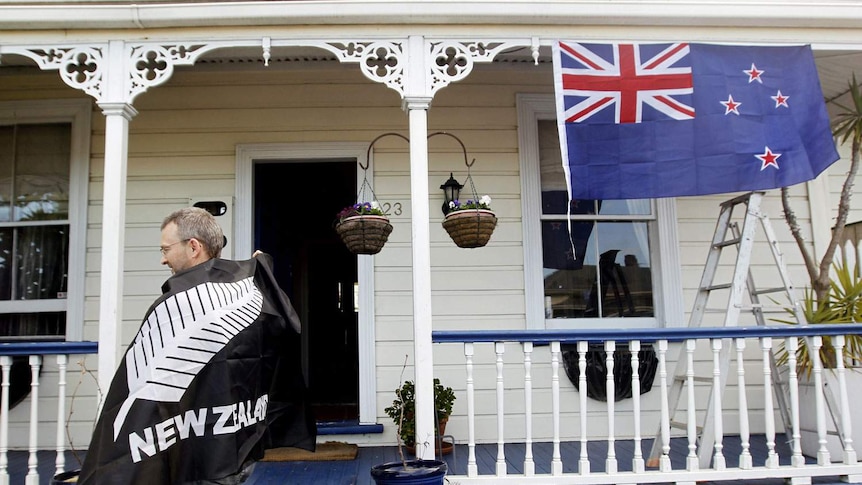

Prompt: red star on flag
[
  {"left": 755, "top": 146, "right": 781, "bottom": 170},
  {"left": 744, "top": 63, "right": 764, "bottom": 83},
  {"left": 771, "top": 90, "right": 789, "bottom": 108},
  {"left": 720, "top": 94, "right": 742, "bottom": 115}
]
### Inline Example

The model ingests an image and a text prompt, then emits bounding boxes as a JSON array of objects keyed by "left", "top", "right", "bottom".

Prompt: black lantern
[{"left": 440, "top": 172, "right": 464, "bottom": 216}]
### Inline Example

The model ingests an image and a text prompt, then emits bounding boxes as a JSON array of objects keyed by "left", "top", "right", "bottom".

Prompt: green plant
[
  {"left": 336, "top": 201, "right": 385, "bottom": 223},
  {"left": 775, "top": 261, "right": 862, "bottom": 378},
  {"left": 447, "top": 195, "right": 492, "bottom": 213},
  {"left": 384, "top": 378, "right": 456, "bottom": 447}
]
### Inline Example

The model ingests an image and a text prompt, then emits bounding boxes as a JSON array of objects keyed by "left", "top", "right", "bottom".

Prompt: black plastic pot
[
  {"left": 370, "top": 459, "right": 447, "bottom": 485},
  {"left": 52, "top": 470, "right": 80, "bottom": 484},
  {"left": 561, "top": 343, "right": 658, "bottom": 402}
]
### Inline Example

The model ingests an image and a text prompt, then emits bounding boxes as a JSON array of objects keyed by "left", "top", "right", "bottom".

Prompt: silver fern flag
[
  {"left": 80, "top": 255, "right": 315, "bottom": 484},
  {"left": 113, "top": 277, "right": 264, "bottom": 440}
]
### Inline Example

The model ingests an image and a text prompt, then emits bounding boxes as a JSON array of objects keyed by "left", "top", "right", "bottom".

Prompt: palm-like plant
[{"left": 776, "top": 261, "right": 862, "bottom": 378}]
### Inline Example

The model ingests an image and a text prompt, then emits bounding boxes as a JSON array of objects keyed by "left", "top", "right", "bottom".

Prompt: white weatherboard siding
[{"left": 0, "top": 46, "right": 856, "bottom": 449}]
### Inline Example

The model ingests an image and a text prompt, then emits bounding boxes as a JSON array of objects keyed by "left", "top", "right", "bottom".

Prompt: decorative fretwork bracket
[
  {"left": 0, "top": 42, "right": 229, "bottom": 104},
  {"left": 308, "top": 39, "right": 526, "bottom": 99},
  {"left": 0, "top": 45, "right": 107, "bottom": 101},
  {"left": 306, "top": 41, "right": 407, "bottom": 96},
  {"left": 427, "top": 41, "right": 523, "bottom": 96}
]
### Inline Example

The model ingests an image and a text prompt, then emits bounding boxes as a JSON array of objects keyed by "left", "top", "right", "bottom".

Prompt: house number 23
[{"left": 382, "top": 202, "right": 402, "bottom": 216}]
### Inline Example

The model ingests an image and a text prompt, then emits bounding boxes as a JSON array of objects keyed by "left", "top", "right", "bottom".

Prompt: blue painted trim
[
  {"left": 432, "top": 324, "right": 862, "bottom": 344},
  {"left": 316, "top": 420, "right": 384, "bottom": 435},
  {"left": 0, "top": 341, "right": 98, "bottom": 356}
]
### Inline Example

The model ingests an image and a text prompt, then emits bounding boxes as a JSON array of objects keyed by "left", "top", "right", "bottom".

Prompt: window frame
[
  {"left": 0, "top": 99, "right": 91, "bottom": 341},
  {"left": 517, "top": 93, "right": 685, "bottom": 330}
]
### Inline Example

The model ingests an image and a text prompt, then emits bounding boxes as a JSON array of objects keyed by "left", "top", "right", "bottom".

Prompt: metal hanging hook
[
  {"left": 427, "top": 131, "right": 475, "bottom": 168},
  {"left": 362, "top": 132, "right": 410, "bottom": 171}
]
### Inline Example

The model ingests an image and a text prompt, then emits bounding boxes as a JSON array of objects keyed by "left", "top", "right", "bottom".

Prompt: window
[
  {"left": 518, "top": 94, "right": 684, "bottom": 329},
  {"left": 539, "top": 118, "right": 656, "bottom": 319},
  {"left": 0, "top": 100, "right": 90, "bottom": 341}
]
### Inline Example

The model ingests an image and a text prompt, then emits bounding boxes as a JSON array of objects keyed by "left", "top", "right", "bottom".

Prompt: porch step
[{"left": 317, "top": 420, "right": 384, "bottom": 436}]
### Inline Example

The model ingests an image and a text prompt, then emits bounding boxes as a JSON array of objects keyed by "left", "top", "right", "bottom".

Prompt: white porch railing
[
  {"left": 433, "top": 325, "right": 862, "bottom": 485},
  {"left": 0, "top": 341, "right": 99, "bottom": 485}
]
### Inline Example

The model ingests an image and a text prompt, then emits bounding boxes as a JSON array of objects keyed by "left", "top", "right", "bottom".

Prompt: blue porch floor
[
  {"left": 11, "top": 436, "right": 861, "bottom": 484},
  {"left": 246, "top": 436, "right": 859, "bottom": 485}
]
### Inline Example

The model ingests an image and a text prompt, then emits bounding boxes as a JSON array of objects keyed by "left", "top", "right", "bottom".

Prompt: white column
[
  {"left": 96, "top": 40, "right": 137, "bottom": 393},
  {"left": 406, "top": 98, "right": 434, "bottom": 460},
  {"left": 96, "top": 102, "right": 136, "bottom": 393},
  {"left": 403, "top": 33, "right": 436, "bottom": 461}
]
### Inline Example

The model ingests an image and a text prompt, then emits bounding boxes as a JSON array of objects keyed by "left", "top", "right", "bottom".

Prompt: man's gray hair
[{"left": 161, "top": 207, "right": 224, "bottom": 259}]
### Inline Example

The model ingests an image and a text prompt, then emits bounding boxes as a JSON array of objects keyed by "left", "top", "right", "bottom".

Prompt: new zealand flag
[
  {"left": 553, "top": 42, "right": 839, "bottom": 199},
  {"left": 79, "top": 254, "right": 315, "bottom": 484}
]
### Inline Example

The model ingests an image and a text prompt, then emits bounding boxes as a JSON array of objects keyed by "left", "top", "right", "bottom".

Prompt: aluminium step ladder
[{"left": 646, "top": 191, "right": 814, "bottom": 470}]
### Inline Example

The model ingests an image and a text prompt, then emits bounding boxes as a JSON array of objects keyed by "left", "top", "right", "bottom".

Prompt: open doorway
[{"left": 253, "top": 159, "right": 359, "bottom": 422}]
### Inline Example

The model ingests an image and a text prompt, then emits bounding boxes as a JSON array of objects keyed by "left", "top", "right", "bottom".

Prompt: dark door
[{"left": 253, "top": 159, "right": 359, "bottom": 422}]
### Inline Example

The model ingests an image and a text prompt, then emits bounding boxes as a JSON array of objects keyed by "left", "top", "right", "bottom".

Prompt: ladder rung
[
  {"left": 713, "top": 237, "right": 742, "bottom": 248},
  {"left": 751, "top": 286, "right": 790, "bottom": 296},
  {"left": 736, "top": 305, "right": 789, "bottom": 313},
  {"left": 674, "top": 375, "right": 712, "bottom": 383},
  {"left": 670, "top": 420, "right": 703, "bottom": 433},
  {"left": 702, "top": 283, "right": 732, "bottom": 291},
  {"left": 799, "top": 427, "right": 841, "bottom": 436},
  {"left": 703, "top": 307, "right": 729, "bottom": 313}
]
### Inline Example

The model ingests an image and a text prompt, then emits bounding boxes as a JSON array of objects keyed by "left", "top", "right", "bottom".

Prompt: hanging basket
[
  {"left": 442, "top": 209, "right": 497, "bottom": 248},
  {"left": 335, "top": 215, "right": 393, "bottom": 255}
]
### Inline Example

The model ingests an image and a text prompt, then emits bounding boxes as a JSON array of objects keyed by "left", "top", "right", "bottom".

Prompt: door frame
[{"left": 235, "top": 142, "right": 377, "bottom": 425}]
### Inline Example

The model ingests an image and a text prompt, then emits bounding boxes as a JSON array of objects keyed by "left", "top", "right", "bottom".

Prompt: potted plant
[
  {"left": 774, "top": 261, "right": 862, "bottom": 459},
  {"left": 384, "top": 379, "right": 456, "bottom": 455},
  {"left": 442, "top": 195, "right": 497, "bottom": 248},
  {"left": 370, "top": 376, "right": 452, "bottom": 485},
  {"left": 334, "top": 201, "right": 393, "bottom": 255}
]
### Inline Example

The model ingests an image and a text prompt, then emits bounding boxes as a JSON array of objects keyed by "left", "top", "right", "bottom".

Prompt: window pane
[
  {"left": 0, "top": 312, "right": 65, "bottom": 341},
  {"left": 0, "top": 228, "right": 11, "bottom": 300},
  {"left": 13, "top": 124, "right": 71, "bottom": 221},
  {"left": 0, "top": 126, "right": 12, "bottom": 223},
  {"left": 543, "top": 220, "right": 595, "bottom": 318},
  {"left": 543, "top": 220, "right": 653, "bottom": 319},
  {"left": 594, "top": 222, "right": 654, "bottom": 317},
  {"left": 15, "top": 225, "right": 69, "bottom": 300}
]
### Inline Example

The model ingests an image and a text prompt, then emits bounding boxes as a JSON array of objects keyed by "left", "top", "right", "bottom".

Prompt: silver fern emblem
[{"left": 113, "top": 277, "right": 263, "bottom": 440}]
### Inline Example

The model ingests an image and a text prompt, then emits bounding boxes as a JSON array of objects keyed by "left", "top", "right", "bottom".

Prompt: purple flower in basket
[
  {"left": 336, "top": 200, "right": 386, "bottom": 223},
  {"left": 447, "top": 195, "right": 492, "bottom": 213}
]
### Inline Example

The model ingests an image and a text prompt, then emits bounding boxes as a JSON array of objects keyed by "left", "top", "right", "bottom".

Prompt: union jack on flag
[{"left": 558, "top": 42, "right": 694, "bottom": 124}]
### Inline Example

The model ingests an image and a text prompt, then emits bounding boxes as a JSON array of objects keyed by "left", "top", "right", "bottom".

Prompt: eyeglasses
[{"left": 159, "top": 239, "right": 190, "bottom": 255}]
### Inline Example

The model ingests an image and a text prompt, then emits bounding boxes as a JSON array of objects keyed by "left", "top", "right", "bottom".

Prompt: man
[
  {"left": 160, "top": 207, "right": 225, "bottom": 274},
  {"left": 80, "top": 207, "right": 316, "bottom": 484}
]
